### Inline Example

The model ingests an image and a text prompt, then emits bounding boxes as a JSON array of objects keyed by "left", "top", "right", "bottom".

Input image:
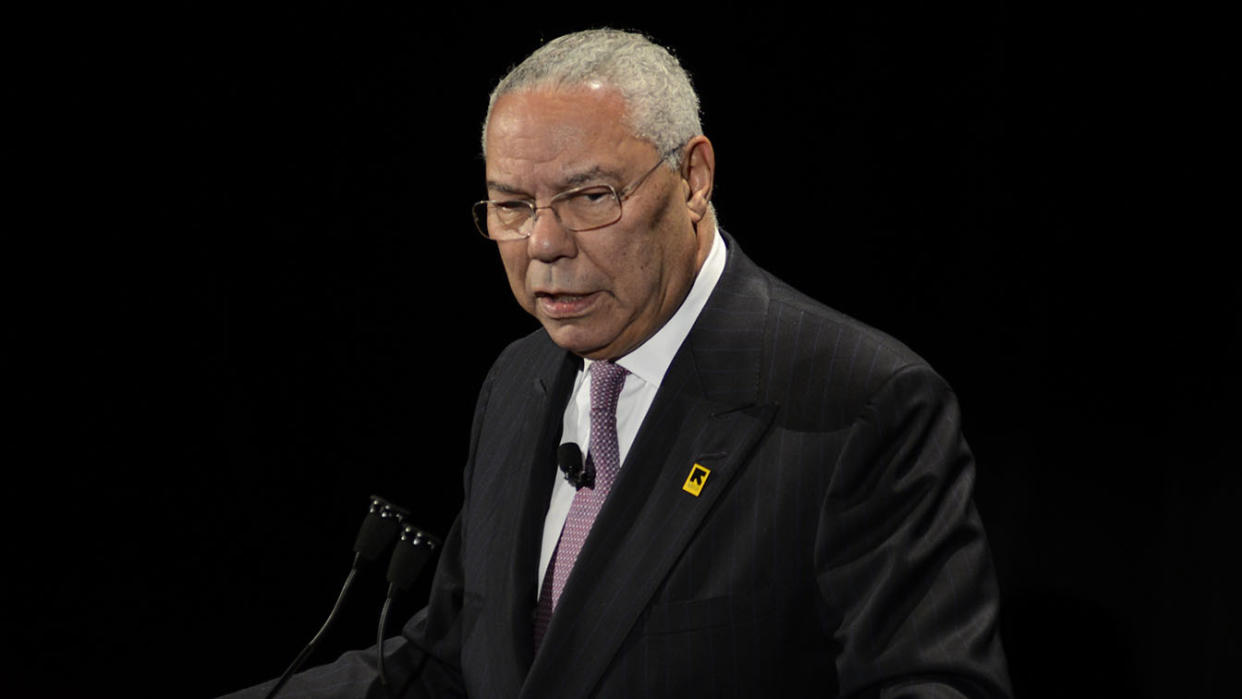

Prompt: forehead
[{"left": 485, "top": 86, "right": 652, "bottom": 188}]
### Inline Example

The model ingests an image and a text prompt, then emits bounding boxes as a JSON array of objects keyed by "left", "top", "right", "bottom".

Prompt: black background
[{"left": 13, "top": 3, "right": 1237, "bottom": 697}]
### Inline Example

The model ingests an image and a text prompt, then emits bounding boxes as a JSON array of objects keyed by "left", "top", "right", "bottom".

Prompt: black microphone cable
[
  {"left": 377, "top": 522, "right": 441, "bottom": 691},
  {"left": 265, "top": 495, "right": 409, "bottom": 699}
]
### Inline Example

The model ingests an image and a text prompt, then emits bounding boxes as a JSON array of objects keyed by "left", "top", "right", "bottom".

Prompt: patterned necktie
[{"left": 532, "top": 360, "right": 629, "bottom": 648}]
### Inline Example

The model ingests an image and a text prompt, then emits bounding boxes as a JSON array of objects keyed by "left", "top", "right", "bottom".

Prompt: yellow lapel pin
[{"left": 682, "top": 463, "right": 711, "bottom": 496}]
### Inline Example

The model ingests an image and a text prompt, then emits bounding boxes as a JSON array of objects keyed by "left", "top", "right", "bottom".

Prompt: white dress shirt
[{"left": 537, "top": 229, "right": 726, "bottom": 594}]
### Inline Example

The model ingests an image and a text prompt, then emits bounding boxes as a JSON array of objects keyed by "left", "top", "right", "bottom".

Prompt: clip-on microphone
[{"left": 558, "top": 442, "right": 594, "bottom": 489}]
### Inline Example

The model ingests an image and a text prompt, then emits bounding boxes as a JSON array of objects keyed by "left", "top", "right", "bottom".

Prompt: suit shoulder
[
  {"left": 479, "top": 326, "right": 571, "bottom": 397},
  {"left": 485, "top": 323, "right": 553, "bottom": 365},
  {"left": 758, "top": 271, "right": 945, "bottom": 430},
  {"left": 771, "top": 274, "right": 922, "bottom": 361}
]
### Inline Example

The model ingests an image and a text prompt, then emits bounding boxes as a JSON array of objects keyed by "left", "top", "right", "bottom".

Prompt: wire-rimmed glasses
[{"left": 472, "top": 146, "right": 681, "bottom": 240}]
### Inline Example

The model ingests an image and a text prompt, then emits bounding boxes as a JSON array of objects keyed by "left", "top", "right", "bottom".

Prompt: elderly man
[{"left": 228, "top": 28, "right": 1011, "bottom": 698}]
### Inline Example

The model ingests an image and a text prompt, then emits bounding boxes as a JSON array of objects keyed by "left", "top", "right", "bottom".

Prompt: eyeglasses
[{"left": 472, "top": 146, "right": 682, "bottom": 241}]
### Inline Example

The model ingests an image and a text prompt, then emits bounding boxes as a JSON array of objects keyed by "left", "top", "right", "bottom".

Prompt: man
[{"left": 229, "top": 28, "right": 1011, "bottom": 697}]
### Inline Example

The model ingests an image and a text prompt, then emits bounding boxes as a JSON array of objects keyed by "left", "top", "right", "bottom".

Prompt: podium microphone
[
  {"left": 265, "top": 495, "right": 408, "bottom": 699},
  {"left": 377, "top": 523, "right": 441, "bottom": 689}
]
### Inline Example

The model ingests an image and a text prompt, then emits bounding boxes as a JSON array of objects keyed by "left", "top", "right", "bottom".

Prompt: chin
[
  {"left": 545, "top": 329, "right": 594, "bottom": 356},
  {"left": 542, "top": 323, "right": 608, "bottom": 358}
]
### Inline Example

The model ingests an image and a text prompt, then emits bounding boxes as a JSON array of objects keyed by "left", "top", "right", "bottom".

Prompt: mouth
[{"left": 535, "top": 290, "right": 601, "bottom": 319}]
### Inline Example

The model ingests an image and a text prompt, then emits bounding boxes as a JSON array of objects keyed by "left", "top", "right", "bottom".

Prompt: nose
[{"left": 526, "top": 206, "right": 577, "bottom": 262}]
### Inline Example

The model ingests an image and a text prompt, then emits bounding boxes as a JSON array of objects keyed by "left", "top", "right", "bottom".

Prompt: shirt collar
[{"left": 585, "top": 228, "right": 726, "bottom": 388}]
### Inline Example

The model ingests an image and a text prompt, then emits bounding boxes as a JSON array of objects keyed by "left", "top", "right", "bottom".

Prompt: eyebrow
[
  {"left": 561, "top": 166, "right": 617, "bottom": 189},
  {"left": 486, "top": 165, "right": 624, "bottom": 198}
]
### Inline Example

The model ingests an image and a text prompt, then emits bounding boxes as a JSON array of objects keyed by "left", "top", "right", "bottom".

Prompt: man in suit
[{"left": 229, "top": 28, "right": 1010, "bottom": 698}]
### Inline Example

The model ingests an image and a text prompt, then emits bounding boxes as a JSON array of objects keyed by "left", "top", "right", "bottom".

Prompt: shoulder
[
  {"left": 491, "top": 325, "right": 563, "bottom": 370},
  {"left": 717, "top": 237, "right": 948, "bottom": 430},
  {"left": 479, "top": 326, "right": 567, "bottom": 393}
]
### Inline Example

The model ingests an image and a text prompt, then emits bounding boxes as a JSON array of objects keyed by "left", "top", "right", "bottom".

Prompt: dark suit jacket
[{"left": 230, "top": 234, "right": 1010, "bottom": 698}]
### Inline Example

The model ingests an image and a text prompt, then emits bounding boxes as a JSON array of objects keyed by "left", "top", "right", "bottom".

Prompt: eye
[
  {"left": 489, "top": 200, "right": 532, "bottom": 226},
  {"left": 494, "top": 200, "right": 530, "bottom": 211},
  {"left": 569, "top": 187, "right": 614, "bottom": 204}
]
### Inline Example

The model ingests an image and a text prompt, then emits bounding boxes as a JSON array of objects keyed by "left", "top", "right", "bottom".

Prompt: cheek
[
  {"left": 605, "top": 255, "right": 661, "bottom": 310},
  {"left": 498, "top": 250, "right": 533, "bottom": 304},
  {"left": 600, "top": 236, "right": 654, "bottom": 291}
]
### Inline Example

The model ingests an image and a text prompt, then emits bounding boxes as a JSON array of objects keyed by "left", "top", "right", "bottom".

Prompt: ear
[{"left": 680, "top": 135, "right": 715, "bottom": 222}]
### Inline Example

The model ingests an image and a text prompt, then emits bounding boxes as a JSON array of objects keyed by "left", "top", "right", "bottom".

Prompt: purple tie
[{"left": 532, "top": 360, "right": 629, "bottom": 648}]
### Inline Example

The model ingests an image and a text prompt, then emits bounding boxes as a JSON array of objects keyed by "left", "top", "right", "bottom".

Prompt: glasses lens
[
  {"left": 473, "top": 201, "right": 531, "bottom": 240},
  {"left": 554, "top": 187, "right": 621, "bottom": 231}
]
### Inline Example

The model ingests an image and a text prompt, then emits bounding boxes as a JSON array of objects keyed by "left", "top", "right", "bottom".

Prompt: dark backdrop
[{"left": 15, "top": 4, "right": 1236, "bottom": 697}]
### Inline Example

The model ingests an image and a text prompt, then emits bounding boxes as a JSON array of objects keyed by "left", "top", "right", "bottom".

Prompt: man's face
[{"left": 484, "top": 86, "right": 709, "bottom": 360}]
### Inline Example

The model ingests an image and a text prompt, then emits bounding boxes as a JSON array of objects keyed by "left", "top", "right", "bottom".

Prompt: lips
[{"left": 535, "top": 290, "right": 600, "bottom": 318}]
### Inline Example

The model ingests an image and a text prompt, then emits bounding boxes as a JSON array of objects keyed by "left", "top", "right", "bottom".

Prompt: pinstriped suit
[{"left": 232, "top": 233, "right": 1010, "bottom": 697}]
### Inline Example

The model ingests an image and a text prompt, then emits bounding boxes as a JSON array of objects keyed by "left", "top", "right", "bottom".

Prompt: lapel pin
[{"left": 682, "top": 463, "right": 711, "bottom": 496}]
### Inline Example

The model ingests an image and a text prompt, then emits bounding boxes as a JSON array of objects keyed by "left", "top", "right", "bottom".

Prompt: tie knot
[{"left": 590, "top": 361, "right": 628, "bottom": 414}]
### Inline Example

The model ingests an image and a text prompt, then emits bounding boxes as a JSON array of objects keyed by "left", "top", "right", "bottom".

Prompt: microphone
[
  {"left": 386, "top": 524, "right": 441, "bottom": 593},
  {"left": 354, "top": 496, "right": 411, "bottom": 562},
  {"left": 264, "top": 495, "right": 408, "bottom": 699},
  {"left": 558, "top": 442, "right": 594, "bottom": 489},
  {"left": 377, "top": 523, "right": 442, "bottom": 689}
]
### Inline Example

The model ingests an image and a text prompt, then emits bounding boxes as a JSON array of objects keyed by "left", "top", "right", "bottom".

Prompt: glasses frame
[{"left": 473, "top": 145, "right": 684, "bottom": 240}]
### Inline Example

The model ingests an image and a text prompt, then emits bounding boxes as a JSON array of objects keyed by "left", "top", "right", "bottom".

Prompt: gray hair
[{"left": 482, "top": 29, "right": 702, "bottom": 164}]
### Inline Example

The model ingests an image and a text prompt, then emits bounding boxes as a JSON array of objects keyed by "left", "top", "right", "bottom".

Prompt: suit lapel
[
  {"left": 521, "top": 237, "right": 779, "bottom": 698},
  {"left": 476, "top": 345, "right": 579, "bottom": 695}
]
